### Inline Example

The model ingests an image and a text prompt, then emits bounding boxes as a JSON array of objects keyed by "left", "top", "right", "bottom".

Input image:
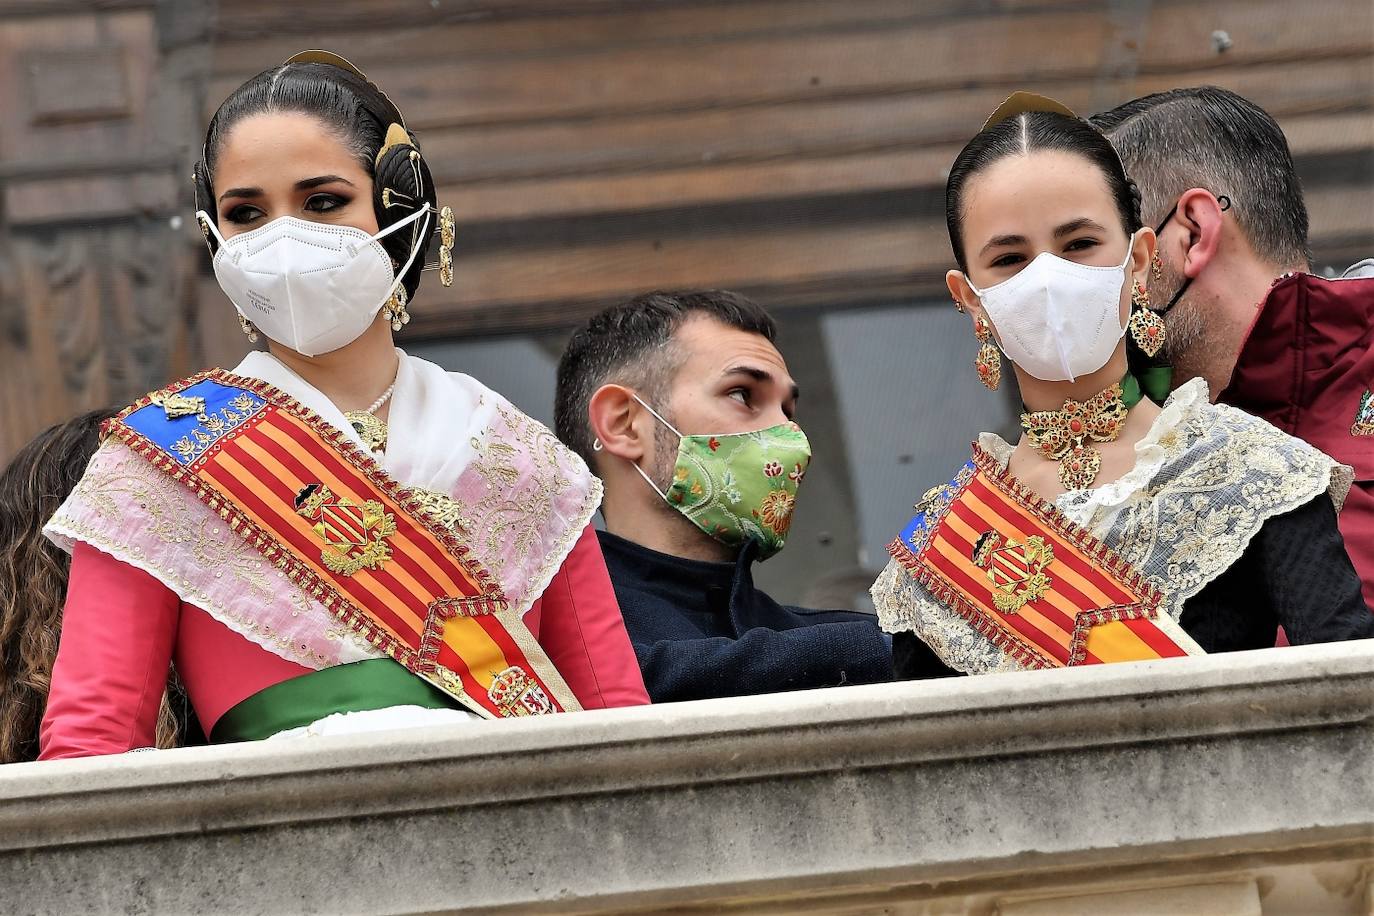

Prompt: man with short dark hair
[
  {"left": 1092, "top": 87, "right": 1374, "bottom": 608},
  {"left": 555, "top": 290, "right": 947, "bottom": 702}
]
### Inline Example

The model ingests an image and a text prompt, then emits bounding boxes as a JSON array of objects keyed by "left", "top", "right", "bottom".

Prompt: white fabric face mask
[
  {"left": 196, "top": 207, "right": 430, "bottom": 357},
  {"left": 965, "top": 234, "right": 1138, "bottom": 382}
]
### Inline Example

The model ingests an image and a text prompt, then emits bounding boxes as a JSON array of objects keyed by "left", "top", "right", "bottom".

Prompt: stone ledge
[{"left": 2, "top": 641, "right": 1372, "bottom": 914}]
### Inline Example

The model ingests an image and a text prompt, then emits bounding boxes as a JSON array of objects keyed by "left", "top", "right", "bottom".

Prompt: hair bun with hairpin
[{"left": 371, "top": 123, "right": 436, "bottom": 299}]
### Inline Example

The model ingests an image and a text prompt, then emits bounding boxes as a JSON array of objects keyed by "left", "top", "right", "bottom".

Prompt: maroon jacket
[{"left": 1219, "top": 270, "right": 1374, "bottom": 610}]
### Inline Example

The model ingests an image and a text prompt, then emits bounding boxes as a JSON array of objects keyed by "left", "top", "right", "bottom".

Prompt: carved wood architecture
[{"left": 2, "top": 0, "right": 1372, "bottom": 462}]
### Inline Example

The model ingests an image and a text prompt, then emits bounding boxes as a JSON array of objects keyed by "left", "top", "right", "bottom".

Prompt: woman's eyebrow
[
  {"left": 295, "top": 175, "right": 356, "bottom": 191},
  {"left": 979, "top": 233, "right": 1026, "bottom": 255},
  {"left": 217, "top": 186, "right": 262, "bottom": 202},
  {"left": 1053, "top": 217, "right": 1108, "bottom": 237},
  {"left": 217, "top": 176, "right": 355, "bottom": 203}
]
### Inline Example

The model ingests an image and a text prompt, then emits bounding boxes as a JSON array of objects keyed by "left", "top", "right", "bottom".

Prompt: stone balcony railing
[{"left": 2, "top": 641, "right": 1372, "bottom": 915}]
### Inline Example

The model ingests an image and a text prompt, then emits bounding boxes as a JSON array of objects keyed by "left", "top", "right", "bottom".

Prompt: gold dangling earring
[
  {"left": 1150, "top": 252, "right": 1163, "bottom": 281},
  {"left": 238, "top": 314, "right": 259, "bottom": 343},
  {"left": 974, "top": 316, "right": 1001, "bottom": 391},
  {"left": 385, "top": 286, "right": 410, "bottom": 332},
  {"left": 438, "top": 205, "right": 455, "bottom": 288},
  {"left": 1128, "top": 281, "right": 1167, "bottom": 357}
]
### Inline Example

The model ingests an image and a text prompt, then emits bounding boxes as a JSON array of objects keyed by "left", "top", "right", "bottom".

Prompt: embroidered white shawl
[
  {"left": 45, "top": 350, "right": 600, "bottom": 670},
  {"left": 872, "top": 379, "right": 1352, "bottom": 675}
]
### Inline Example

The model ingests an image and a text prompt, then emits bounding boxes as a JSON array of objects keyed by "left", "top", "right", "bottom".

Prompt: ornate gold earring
[
  {"left": 1128, "top": 281, "right": 1166, "bottom": 357},
  {"left": 237, "top": 314, "right": 259, "bottom": 343},
  {"left": 438, "top": 205, "right": 455, "bottom": 288},
  {"left": 974, "top": 316, "right": 1001, "bottom": 391},
  {"left": 383, "top": 286, "right": 411, "bottom": 332},
  {"left": 1150, "top": 251, "right": 1163, "bottom": 281}
]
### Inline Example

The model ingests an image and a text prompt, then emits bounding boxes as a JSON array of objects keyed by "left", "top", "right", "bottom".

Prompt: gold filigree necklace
[
  {"left": 1020, "top": 374, "right": 1143, "bottom": 490},
  {"left": 344, "top": 381, "right": 396, "bottom": 454}
]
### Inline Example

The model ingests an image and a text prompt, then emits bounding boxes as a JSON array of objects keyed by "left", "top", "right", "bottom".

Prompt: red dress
[{"left": 39, "top": 524, "right": 648, "bottom": 759}]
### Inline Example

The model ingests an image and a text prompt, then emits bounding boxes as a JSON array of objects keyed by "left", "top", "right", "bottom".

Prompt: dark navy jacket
[{"left": 597, "top": 530, "right": 897, "bottom": 703}]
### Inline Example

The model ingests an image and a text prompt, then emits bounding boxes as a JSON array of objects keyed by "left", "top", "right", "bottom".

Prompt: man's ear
[
  {"left": 1169, "top": 188, "right": 1225, "bottom": 280},
  {"left": 588, "top": 384, "right": 648, "bottom": 462}
]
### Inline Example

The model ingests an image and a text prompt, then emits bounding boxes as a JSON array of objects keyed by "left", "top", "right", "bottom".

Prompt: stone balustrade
[{"left": 2, "top": 641, "right": 1372, "bottom": 915}]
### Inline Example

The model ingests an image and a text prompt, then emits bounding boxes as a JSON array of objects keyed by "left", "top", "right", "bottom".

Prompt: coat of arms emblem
[
  {"left": 487, "top": 665, "right": 554, "bottom": 716},
  {"left": 150, "top": 390, "right": 208, "bottom": 421},
  {"left": 294, "top": 482, "right": 397, "bottom": 576},
  {"left": 972, "top": 529, "right": 1055, "bottom": 613},
  {"left": 1352, "top": 390, "right": 1374, "bottom": 437}
]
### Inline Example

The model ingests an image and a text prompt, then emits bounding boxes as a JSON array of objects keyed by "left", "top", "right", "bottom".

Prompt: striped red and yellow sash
[
  {"left": 108, "top": 370, "right": 580, "bottom": 718},
  {"left": 889, "top": 448, "right": 1201, "bottom": 669}
]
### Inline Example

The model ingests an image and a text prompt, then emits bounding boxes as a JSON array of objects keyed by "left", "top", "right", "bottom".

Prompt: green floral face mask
[{"left": 630, "top": 395, "right": 812, "bottom": 560}]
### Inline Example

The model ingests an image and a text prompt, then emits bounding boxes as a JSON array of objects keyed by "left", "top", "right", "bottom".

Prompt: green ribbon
[
  {"left": 1119, "top": 371, "right": 1144, "bottom": 409},
  {"left": 1021, "top": 371, "right": 1150, "bottom": 414},
  {"left": 1136, "top": 366, "right": 1173, "bottom": 404},
  {"left": 210, "top": 658, "right": 462, "bottom": 744}
]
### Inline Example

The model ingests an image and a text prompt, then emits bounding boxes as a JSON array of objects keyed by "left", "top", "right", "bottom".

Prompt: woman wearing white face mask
[
  {"left": 37, "top": 52, "right": 648, "bottom": 759},
  {"left": 873, "top": 93, "right": 1372, "bottom": 676}
]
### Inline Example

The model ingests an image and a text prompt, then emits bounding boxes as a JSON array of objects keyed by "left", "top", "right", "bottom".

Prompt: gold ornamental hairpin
[
  {"left": 414, "top": 205, "right": 457, "bottom": 288},
  {"left": 283, "top": 50, "right": 406, "bottom": 128},
  {"left": 982, "top": 91, "right": 1078, "bottom": 129}
]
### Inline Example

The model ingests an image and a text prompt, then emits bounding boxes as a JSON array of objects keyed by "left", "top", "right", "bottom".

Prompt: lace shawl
[
  {"left": 44, "top": 351, "right": 600, "bottom": 671},
  {"left": 872, "top": 379, "right": 1351, "bottom": 675}
]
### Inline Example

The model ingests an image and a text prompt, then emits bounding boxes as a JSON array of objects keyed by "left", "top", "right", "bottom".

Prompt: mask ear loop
[
  {"left": 630, "top": 456, "right": 670, "bottom": 500},
  {"left": 370, "top": 206, "right": 432, "bottom": 305},
  {"left": 1151, "top": 195, "right": 1231, "bottom": 315},
  {"left": 195, "top": 210, "right": 229, "bottom": 251},
  {"left": 374, "top": 123, "right": 435, "bottom": 300},
  {"left": 1119, "top": 228, "right": 1141, "bottom": 269},
  {"left": 1113, "top": 228, "right": 1145, "bottom": 339},
  {"left": 629, "top": 393, "right": 684, "bottom": 438},
  {"left": 626, "top": 392, "right": 683, "bottom": 500},
  {"left": 955, "top": 273, "right": 1012, "bottom": 364}
]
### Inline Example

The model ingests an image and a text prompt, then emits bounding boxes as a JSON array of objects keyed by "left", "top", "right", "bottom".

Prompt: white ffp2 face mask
[
  {"left": 196, "top": 207, "right": 430, "bottom": 357},
  {"left": 965, "top": 234, "right": 1138, "bottom": 382}
]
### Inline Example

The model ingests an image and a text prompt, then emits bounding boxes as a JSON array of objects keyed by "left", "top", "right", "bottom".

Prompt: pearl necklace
[
  {"left": 344, "top": 381, "right": 396, "bottom": 454},
  {"left": 362, "top": 383, "right": 395, "bottom": 416}
]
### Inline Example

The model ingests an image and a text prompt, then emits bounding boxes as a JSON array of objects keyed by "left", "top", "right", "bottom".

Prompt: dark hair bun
[{"left": 372, "top": 129, "right": 436, "bottom": 300}]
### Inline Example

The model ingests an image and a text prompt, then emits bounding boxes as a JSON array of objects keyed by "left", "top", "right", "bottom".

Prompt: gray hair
[{"left": 1090, "top": 86, "right": 1310, "bottom": 269}]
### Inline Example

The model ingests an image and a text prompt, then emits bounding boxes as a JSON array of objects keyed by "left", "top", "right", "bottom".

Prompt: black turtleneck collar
[
  {"left": 596, "top": 530, "right": 768, "bottom": 628},
  {"left": 599, "top": 530, "right": 758, "bottom": 596},
  {"left": 596, "top": 529, "right": 902, "bottom": 700}
]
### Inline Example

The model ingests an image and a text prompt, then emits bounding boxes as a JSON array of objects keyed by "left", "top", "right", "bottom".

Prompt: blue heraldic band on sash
[
  {"left": 899, "top": 460, "right": 977, "bottom": 556},
  {"left": 122, "top": 379, "right": 268, "bottom": 466}
]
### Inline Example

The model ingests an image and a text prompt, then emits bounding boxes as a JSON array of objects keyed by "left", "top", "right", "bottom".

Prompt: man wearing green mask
[{"left": 555, "top": 290, "right": 950, "bottom": 703}]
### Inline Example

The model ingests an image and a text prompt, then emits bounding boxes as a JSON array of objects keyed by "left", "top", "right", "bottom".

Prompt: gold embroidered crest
[
  {"left": 914, "top": 483, "right": 953, "bottom": 516},
  {"left": 294, "top": 483, "right": 397, "bottom": 576},
  {"left": 487, "top": 665, "right": 554, "bottom": 716},
  {"left": 150, "top": 390, "right": 209, "bottom": 421},
  {"left": 972, "top": 530, "right": 1055, "bottom": 614},
  {"left": 1352, "top": 390, "right": 1374, "bottom": 437}
]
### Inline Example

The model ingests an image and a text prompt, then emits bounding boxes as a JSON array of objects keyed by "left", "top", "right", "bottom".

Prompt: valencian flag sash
[
  {"left": 888, "top": 447, "right": 1202, "bottom": 669},
  {"left": 106, "top": 369, "right": 581, "bottom": 719}
]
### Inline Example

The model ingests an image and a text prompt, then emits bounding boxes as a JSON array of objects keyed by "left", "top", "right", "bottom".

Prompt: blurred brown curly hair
[{"left": 0, "top": 409, "right": 185, "bottom": 762}]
